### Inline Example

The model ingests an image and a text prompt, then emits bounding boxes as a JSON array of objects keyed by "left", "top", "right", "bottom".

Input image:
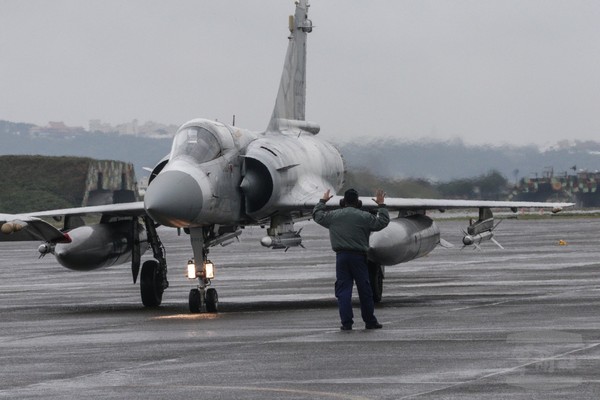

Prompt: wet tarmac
[{"left": 1, "top": 216, "right": 600, "bottom": 399}]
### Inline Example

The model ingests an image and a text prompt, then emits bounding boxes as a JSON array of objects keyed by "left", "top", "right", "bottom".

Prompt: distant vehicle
[{"left": 0, "top": 0, "right": 572, "bottom": 312}]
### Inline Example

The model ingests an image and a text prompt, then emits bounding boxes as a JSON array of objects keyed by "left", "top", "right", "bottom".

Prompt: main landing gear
[
  {"left": 187, "top": 227, "right": 219, "bottom": 313},
  {"left": 140, "top": 217, "right": 169, "bottom": 307}
]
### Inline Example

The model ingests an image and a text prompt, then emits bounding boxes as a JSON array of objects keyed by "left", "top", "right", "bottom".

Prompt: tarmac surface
[{"left": 1, "top": 216, "right": 600, "bottom": 399}]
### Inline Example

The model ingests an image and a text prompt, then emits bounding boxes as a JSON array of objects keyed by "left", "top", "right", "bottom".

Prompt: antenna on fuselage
[{"left": 232, "top": 114, "right": 236, "bottom": 126}]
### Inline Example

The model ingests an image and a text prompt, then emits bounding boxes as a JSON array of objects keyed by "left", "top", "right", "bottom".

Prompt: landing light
[
  {"left": 204, "top": 261, "right": 215, "bottom": 279},
  {"left": 186, "top": 261, "right": 197, "bottom": 279},
  {"left": 186, "top": 260, "right": 215, "bottom": 279}
]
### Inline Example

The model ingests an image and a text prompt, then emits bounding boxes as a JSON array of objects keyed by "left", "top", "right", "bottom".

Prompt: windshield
[{"left": 170, "top": 127, "right": 221, "bottom": 163}]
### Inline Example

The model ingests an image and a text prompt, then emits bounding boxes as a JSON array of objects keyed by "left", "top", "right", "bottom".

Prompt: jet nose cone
[{"left": 144, "top": 170, "right": 203, "bottom": 227}]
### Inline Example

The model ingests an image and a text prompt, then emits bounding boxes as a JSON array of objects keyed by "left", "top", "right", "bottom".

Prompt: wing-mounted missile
[
  {"left": 260, "top": 230, "right": 303, "bottom": 251},
  {"left": 205, "top": 226, "right": 242, "bottom": 248},
  {"left": 462, "top": 207, "right": 504, "bottom": 249},
  {"left": 260, "top": 215, "right": 304, "bottom": 251}
]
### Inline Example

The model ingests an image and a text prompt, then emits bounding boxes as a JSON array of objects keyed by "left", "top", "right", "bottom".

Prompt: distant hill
[
  {"left": 1, "top": 120, "right": 171, "bottom": 179},
  {"left": 3, "top": 119, "right": 600, "bottom": 183},
  {"left": 338, "top": 139, "right": 600, "bottom": 182}
]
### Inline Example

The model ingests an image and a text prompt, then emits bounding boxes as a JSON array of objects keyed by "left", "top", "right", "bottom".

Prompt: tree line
[{"left": 342, "top": 169, "right": 508, "bottom": 200}]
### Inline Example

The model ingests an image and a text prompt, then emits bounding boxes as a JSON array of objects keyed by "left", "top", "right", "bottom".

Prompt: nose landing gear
[
  {"left": 187, "top": 227, "right": 219, "bottom": 313},
  {"left": 187, "top": 263, "right": 219, "bottom": 313}
]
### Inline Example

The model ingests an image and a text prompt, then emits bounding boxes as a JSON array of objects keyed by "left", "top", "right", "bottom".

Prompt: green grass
[{"left": 0, "top": 155, "right": 91, "bottom": 213}]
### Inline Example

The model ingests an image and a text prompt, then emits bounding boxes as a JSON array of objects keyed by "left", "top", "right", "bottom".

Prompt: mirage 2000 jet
[{"left": 0, "top": 0, "right": 573, "bottom": 313}]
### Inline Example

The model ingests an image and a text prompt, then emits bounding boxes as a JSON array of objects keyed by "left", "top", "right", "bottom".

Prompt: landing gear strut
[
  {"left": 141, "top": 217, "right": 169, "bottom": 307},
  {"left": 187, "top": 227, "right": 218, "bottom": 313}
]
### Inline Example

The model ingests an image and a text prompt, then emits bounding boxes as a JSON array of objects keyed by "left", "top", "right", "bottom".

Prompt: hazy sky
[{"left": 1, "top": 0, "right": 599, "bottom": 146}]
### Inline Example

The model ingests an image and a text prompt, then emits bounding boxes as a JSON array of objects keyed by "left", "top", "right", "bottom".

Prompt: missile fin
[{"left": 491, "top": 237, "right": 504, "bottom": 250}]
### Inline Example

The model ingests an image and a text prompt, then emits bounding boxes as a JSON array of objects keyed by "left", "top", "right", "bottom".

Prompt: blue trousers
[{"left": 335, "top": 252, "right": 378, "bottom": 327}]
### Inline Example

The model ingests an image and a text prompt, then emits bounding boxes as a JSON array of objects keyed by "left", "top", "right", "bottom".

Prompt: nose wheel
[
  {"left": 188, "top": 286, "right": 218, "bottom": 313},
  {"left": 189, "top": 288, "right": 202, "bottom": 313},
  {"left": 205, "top": 288, "right": 218, "bottom": 312}
]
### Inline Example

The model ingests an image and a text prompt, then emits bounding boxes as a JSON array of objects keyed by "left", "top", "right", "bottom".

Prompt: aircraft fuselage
[{"left": 144, "top": 118, "right": 345, "bottom": 228}]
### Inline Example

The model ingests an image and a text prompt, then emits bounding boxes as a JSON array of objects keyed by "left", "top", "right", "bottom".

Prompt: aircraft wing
[
  {"left": 282, "top": 196, "right": 573, "bottom": 213},
  {"left": 0, "top": 202, "right": 146, "bottom": 242},
  {"left": 0, "top": 214, "right": 70, "bottom": 242},
  {"left": 24, "top": 201, "right": 146, "bottom": 218},
  {"left": 360, "top": 196, "right": 573, "bottom": 212}
]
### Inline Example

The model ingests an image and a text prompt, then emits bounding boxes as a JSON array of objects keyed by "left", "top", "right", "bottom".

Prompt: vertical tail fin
[{"left": 267, "top": 0, "right": 312, "bottom": 133}]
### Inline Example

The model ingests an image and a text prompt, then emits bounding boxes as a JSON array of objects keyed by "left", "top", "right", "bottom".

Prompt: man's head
[{"left": 342, "top": 188, "right": 361, "bottom": 208}]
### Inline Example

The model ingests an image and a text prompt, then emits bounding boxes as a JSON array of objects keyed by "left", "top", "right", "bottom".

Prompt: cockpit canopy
[{"left": 170, "top": 126, "right": 222, "bottom": 163}]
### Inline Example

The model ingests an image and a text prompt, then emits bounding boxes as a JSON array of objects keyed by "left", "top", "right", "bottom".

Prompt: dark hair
[{"left": 342, "top": 188, "right": 361, "bottom": 207}]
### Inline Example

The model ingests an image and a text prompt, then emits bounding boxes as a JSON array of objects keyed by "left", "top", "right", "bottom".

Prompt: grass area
[{"left": 0, "top": 155, "right": 91, "bottom": 213}]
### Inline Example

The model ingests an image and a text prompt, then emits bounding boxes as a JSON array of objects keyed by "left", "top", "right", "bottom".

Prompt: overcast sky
[{"left": 1, "top": 0, "right": 599, "bottom": 146}]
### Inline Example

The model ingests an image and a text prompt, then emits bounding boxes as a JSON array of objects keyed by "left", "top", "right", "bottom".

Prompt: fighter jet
[{"left": 0, "top": 0, "right": 573, "bottom": 312}]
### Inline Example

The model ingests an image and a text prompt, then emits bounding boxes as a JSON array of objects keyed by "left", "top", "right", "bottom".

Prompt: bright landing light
[
  {"left": 186, "top": 263, "right": 196, "bottom": 279},
  {"left": 186, "top": 261, "right": 215, "bottom": 279},
  {"left": 204, "top": 261, "right": 215, "bottom": 279}
]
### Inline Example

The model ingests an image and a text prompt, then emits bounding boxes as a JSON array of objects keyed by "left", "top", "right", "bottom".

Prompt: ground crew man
[{"left": 313, "top": 188, "right": 390, "bottom": 330}]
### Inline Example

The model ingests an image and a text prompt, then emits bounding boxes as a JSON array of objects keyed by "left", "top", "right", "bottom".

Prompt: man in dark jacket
[{"left": 313, "top": 188, "right": 390, "bottom": 330}]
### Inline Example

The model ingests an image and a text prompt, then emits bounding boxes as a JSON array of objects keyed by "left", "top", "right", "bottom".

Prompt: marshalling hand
[
  {"left": 322, "top": 189, "right": 334, "bottom": 202},
  {"left": 372, "top": 189, "right": 386, "bottom": 205}
]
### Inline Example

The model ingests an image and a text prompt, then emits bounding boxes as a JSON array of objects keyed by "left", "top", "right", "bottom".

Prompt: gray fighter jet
[{"left": 0, "top": 0, "right": 572, "bottom": 312}]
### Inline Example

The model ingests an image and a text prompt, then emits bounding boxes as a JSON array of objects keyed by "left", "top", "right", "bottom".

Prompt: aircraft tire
[
  {"left": 368, "top": 261, "right": 384, "bottom": 304},
  {"left": 205, "top": 288, "right": 218, "bottom": 313},
  {"left": 189, "top": 289, "right": 202, "bottom": 313},
  {"left": 140, "top": 260, "right": 163, "bottom": 307}
]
